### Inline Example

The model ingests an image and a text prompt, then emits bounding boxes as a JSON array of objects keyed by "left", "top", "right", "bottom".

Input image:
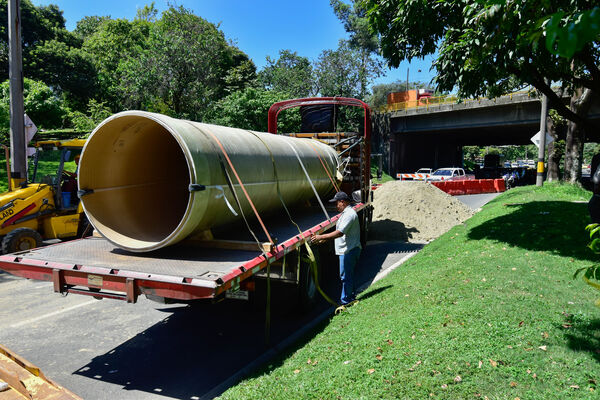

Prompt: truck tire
[
  {"left": 298, "top": 247, "right": 320, "bottom": 313},
  {"left": 2, "top": 228, "right": 43, "bottom": 254}
]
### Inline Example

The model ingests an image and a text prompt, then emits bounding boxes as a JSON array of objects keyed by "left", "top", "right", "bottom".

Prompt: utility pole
[
  {"left": 8, "top": 0, "right": 26, "bottom": 188},
  {"left": 536, "top": 89, "right": 549, "bottom": 186}
]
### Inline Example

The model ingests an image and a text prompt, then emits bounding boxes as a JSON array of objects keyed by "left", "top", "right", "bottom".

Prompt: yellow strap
[
  {"left": 304, "top": 242, "right": 339, "bottom": 307},
  {"left": 583, "top": 275, "right": 600, "bottom": 290},
  {"left": 245, "top": 130, "right": 339, "bottom": 308}
]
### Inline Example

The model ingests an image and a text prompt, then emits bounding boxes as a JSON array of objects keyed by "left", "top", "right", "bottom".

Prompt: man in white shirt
[{"left": 311, "top": 191, "right": 362, "bottom": 305}]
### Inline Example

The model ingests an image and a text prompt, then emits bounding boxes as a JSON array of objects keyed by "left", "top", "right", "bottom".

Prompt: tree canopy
[
  {"left": 364, "top": 0, "right": 599, "bottom": 124},
  {"left": 0, "top": 1, "right": 383, "bottom": 133},
  {"left": 364, "top": 0, "right": 600, "bottom": 182}
]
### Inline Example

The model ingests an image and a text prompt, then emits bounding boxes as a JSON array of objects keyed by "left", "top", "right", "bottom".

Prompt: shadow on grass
[
  {"left": 468, "top": 201, "right": 594, "bottom": 262},
  {"left": 369, "top": 219, "right": 419, "bottom": 242},
  {"left": 358, "top": 285, "right": 392, "bottom": 302},
  {"left": 562, "top": 313, "right": 600, "bottom": 363}
]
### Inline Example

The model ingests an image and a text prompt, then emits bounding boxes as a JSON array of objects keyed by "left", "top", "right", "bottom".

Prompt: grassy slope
[{"left": 220, "top": 183, "right": 600, "bottom": 400}]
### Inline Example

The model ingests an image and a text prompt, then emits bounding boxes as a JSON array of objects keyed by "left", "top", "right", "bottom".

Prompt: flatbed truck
[{"left": 0, "top": 98, "right": 373, "bottom": 308}]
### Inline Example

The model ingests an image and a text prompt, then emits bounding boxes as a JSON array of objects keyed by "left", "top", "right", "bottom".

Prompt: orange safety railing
[{"left": 378, "top": 90, "right": 533, "bottom": 113}]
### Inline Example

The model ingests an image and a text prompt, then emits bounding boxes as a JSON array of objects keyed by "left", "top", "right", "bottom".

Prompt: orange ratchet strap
[
  {"left": 203, "top": 129, "right": 275, "bottom": 245},
  {"left": 305, "top": 140, "right": 340, "bottom": 192}
]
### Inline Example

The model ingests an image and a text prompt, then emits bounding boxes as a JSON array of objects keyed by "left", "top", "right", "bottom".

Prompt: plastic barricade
[
  {"left": 480, "top": 179, "right": 496, "bottom": 193},
  {"left": 494, "top": 178, "right": 506, "bottom": 192},
  {"left": 447, "top": 180, "right": 466, "bottom": 195},
  {"left": 431, "top": 181, "right": 447, "bottom": 193},
  {"left": 465, "top": 180, "right": 480, "bottom": 194}
]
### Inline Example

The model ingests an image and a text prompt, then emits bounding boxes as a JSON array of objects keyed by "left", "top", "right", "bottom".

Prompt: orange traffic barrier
[
  {"left": 446, "top": 180, "right": 466, "bottom": 195},
  {"left": 494, "top": 178, "right": 506, "bottom": 192},
  {"left": 480, "top": 179, "right": 495, "bottom": 193},
  {"left": 433, "top": 179, "right": 507, "bottom": 195},
  {"left": 465, "top": 180, "right": 479, "bottom": 194}
]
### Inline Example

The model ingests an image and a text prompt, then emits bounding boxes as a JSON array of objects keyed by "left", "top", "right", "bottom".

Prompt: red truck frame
[{"left": 0, "top": 98, "right": 373, "bottom": 304}]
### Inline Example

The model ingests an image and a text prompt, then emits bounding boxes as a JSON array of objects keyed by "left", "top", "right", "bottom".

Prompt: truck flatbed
[{"left": 0, "top": 204, "right": 365, "bottom": 303}]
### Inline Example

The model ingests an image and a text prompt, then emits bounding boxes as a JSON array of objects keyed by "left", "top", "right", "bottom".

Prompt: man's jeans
[{"left": 339, "top": 246, "right": 361, "bottom": 305}]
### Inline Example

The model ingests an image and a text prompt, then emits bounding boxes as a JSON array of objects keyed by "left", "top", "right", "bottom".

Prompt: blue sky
[{"left": 32, "top": 0, "right": 436, "bottom": 87}]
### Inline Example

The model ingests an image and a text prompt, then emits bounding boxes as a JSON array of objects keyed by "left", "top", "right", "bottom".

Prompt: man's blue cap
[{"left": 329, "top": 191, "right": 351, "bottom": 202}]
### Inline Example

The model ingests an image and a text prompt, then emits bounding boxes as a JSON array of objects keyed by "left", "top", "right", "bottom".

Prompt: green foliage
[
  {"left": 120, "top": 5, "right": 253, "bottom": 120},
  {"left": 540, "top": 6, "right": 600, "bottom": 58},
  {"left": 135, "top": 2, "right": 159, "bottom": 23},
  {"left": 258, "top": 50, "right": 314, "bottom": 98},
  {"left": 463, "top": 145, "right": 538, "bottom": 163},
  {"left": 68, "top": 99, "right": 112, "bottom": 132},
  {"left": 575, "top": 223, "right": 600, "bottom": 305},
  {"left": 0, "top": 0, "right": 95, "bottom": 109},
  {"left": 314, "top": 40, "right": 380, "bottom": 99},
  {"left": 0, "top": 78, "right": 68, "bottom": 144},
  {"left": 363, "top": 0, "right": 600, "bottom": 125},
  {"left": 330, "top": 0, "right": 379, "bottom": 54},
  {"left": 206, "top": 87, "right": 300, "bottom": 132},
  {"left": 82, "top": 17, "right": 151, "bottom": 111},
  {"left": 583, "top": 142, "right": 600, "bottom": 165},
  {"left": 74, "top": 15, "right": 110, "bottom": 40},
  {"left": 370, "top": 165, "right": 394, "bottom": 183}
]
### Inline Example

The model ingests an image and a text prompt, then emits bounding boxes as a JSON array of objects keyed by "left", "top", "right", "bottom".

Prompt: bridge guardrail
[{"left": 379, "top": 90, "right": 533, "bottom": 113}]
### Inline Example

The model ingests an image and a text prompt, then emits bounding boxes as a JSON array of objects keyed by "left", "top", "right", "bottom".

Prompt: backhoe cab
[{"left": 0, "top": 139, "right": 89, "bottom": 253}]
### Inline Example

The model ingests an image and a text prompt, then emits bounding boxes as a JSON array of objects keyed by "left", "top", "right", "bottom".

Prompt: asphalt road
[
  {"left": 456, "top": 192, "right": 502, "bottom": 210},
  {"left": 0, "top": 193, "right": 499, "bottom": 399},
  {"left": 0, "top": 240, "right": 422, "bottom": 400}
]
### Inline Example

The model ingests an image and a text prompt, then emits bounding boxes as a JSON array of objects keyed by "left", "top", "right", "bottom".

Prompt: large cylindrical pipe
[{"left": 78, "top": 111, "right": 339, "bottom": 252}]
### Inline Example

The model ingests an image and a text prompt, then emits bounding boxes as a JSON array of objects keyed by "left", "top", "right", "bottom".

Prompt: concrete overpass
[{"left": 373, "top": 92, "right": 600, "bottom": 175}]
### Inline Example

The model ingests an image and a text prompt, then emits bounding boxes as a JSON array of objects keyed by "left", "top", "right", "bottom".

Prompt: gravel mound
[{"left": 369, "top": 181, "right": 474, "bottom": 242}]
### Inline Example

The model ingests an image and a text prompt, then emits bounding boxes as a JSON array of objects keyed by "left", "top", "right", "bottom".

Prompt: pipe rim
[{"left": 79, "top": 110, "right": 197, "bottom": 252}]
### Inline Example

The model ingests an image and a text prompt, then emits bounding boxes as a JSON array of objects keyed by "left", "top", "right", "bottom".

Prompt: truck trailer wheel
[{"left": 2, "top": 228, "right": 43, "bottom": 254}]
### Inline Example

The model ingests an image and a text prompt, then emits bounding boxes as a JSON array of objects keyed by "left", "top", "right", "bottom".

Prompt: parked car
[{"left": 428, "top": 168, "right": 475, "bottom": 181}]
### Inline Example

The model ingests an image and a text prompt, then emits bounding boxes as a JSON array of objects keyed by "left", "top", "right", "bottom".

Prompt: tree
[
  {"left": 135, "top": 2, "right": 159, "bottom": 23},
  {"left": 0, "top": 78, "right": 68, "bottom": 143},
  {"left": 121, "top": 5, "right": 252, "bottom": 120},
  {"left": 74, "top": 16, "right": 110, "bottom": 40},
  {"left": 82, "top": 18, "right": 151, "bottom": 111},
  {"left": 206, "top": 87, "right": 300, "bottom": 132},
  {"left": 330, "top": 0, "right": 381, "bottom": 97},
  {"left": 258, "top": 49, "right": 314, "bottom": 98},
  {"left": 314, "top": 40, "right": 379, "bottom": 99},
  {"left": 0, "top": 0, "right": 96, "bottom": 110},
  {"left": 364, "top": 0, "right": 600, "bottom": 183}
]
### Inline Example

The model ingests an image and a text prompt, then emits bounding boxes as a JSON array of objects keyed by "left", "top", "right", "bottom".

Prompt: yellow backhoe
[{"left": 0, "top": 139, "right": 89, "bottom": 253}]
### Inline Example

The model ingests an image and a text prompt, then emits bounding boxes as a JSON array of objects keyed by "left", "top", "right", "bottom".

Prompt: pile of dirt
[{"left": 369, "top": 181, "right": 474, "bottom": 242}]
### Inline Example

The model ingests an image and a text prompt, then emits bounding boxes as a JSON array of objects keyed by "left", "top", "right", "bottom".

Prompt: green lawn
[
  {"left": 220, "top": 183, "right": 600, "bottom": 400},
  {"left": 371, "top": 166, "right": 395, "bottom": 184}
]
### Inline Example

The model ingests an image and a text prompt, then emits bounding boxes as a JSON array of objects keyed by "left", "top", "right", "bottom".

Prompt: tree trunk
[
  {"left": 563, "top": 88, "right": 594, "bottom": 183},
  {"left": 546, "top": 116, "right": 565, "bottom": 181}
]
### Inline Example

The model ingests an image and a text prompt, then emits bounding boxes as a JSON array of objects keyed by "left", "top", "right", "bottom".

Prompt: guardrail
[{"left": 378, "top": 90, "right": 533, "bottom": 113}]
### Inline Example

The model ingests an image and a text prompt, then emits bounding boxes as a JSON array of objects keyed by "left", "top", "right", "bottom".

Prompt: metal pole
[
  {"left": 536, "top": 89, "right": 549, "bottom": 186},
  {"left": 8, "top": 0, "right": 26, "bottom": 184}
]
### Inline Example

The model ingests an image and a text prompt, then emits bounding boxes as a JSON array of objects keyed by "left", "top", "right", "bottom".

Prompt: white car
[{"left": 428, "top": 168, "right": 472, "bottom": 181}]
